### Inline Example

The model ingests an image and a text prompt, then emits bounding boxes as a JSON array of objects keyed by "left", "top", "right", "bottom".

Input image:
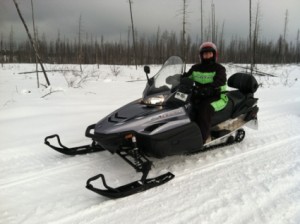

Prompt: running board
[{"left": 204, "top": 128, "right": 245, "bottom": 148}]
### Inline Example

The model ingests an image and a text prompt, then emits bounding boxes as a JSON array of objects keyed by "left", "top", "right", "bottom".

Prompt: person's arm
[
  {"left": 211, "top": 65, "right": 226, "bottom": 88},
  {"left": 182, "top": 65, "right": 195, "bottom": 78}
]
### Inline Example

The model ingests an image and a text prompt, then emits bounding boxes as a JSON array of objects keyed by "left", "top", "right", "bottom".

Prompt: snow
[{"left": 0, "top": 62, "right": 300, "bottom": 224}]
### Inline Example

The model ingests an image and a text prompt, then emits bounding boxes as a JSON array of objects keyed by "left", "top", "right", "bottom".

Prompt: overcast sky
[{"left": 1, "top": 0, "right": 300, "bottom": 45}]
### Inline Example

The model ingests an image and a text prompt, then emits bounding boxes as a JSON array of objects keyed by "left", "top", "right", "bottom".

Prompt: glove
[
  {"left": 182, "top": 72, "right": 188, "bottom": 77},
  {"left": 194, "top": 87, "right": 215, "bottom": 98},
  {"left": 178, "top": 83, "right": 192, "bottom": 94},
  {"left": 178, "top": 77, "right": 194, "bottom": 94}
]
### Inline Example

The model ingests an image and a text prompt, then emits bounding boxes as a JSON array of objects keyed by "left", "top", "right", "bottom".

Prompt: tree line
[
  {"left": 3, "top": 0, "right": 300, "bottom": 66},
  {"left": 1, "top": 29, "right": 299, "bottom": 65}
]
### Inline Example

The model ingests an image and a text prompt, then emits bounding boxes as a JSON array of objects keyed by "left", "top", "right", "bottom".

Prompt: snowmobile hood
[
  {"left": 94, "top": 99, "right": 190, "bottom": 135},
  {"left": 94, "top": 56, "right": 190, "bottom": 136}
]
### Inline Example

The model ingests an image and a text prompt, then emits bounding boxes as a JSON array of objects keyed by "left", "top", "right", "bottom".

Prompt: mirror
[
  {"left": 144, "top": 65, "right": 150, "bottom": 74},
  {"left": 144, "top": 65, "right": 151, "bottom": 85}
]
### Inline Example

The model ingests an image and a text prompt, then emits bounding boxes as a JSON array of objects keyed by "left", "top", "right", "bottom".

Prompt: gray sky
[{"left": 1, "top": 0, "right": 300, "bottom": 45}]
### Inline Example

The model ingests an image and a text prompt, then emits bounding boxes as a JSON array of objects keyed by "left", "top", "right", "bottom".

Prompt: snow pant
[{"left": 193, "top": 96, "right": 219, "bottom": 143}]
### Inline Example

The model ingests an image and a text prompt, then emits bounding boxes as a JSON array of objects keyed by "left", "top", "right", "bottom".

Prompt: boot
[{"left": 205, "top": 135, "right": 212, "bottom": 144}]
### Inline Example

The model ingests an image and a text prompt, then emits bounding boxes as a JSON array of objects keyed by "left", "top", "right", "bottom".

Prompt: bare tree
[
  {"left": 156, "top": 27, "right": 161, "bottom": 61},
  {"left": 282, "top": 9, "right": 289, "bottom": 63},
  {"left": 78, "top": 14, "right": 83, "bottom": 72},
  {"left": 252, "top": 1, "right": 261, "bottom": 68},
  {"left": 283, "top": 10, "right": 288, "bottom": 44},
  {"left": 128, "top": 0, "right": 137, "bottom": 69},
  {"left": 181, "top": 0, "right": 188, "bottom": 62},
  {"left": 211, "top": 1, "right": 216, "bottom": 43},
  {"left": 31, "top": 0, "right": 39, "bottom": 88},
  {"left": 95, "top": 36, "right": 99, "bottom": 69},
  {"left": 12, "top": 0, "right": 50, "bottom": 86},
  {"left": 296, "top": 29, "right": 300, "bottom": 63},
  {"left": 9, "top": 26, "right": 15, "bottom": 63},
  {"left": 127, "top": 27, "right": 131, "bottom": 65},
  {"left": 218, "top": 21, "right": 225, "bottom": 59},
  {"left": 1, "top": 33, "right": 3, "bottom": 67},
  {"left": 249, "top": 0, "right": 253, "bottom": 74},
  {"left": 200, "top": 0, "right": 203, "bottom": 44}
]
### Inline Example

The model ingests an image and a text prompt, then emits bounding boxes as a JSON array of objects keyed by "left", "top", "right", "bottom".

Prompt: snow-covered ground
[{"left": 0, "top": 62, "right": 300, "bottom": 224}]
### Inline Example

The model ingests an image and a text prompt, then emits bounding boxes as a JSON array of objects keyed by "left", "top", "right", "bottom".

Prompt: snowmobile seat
[
  {"left": 226, "top": 90, "right": 248, "bottom": 118},
  {"left": 227, "top": 90, "right": 246, "bottom": 108},
  {"left": 211, "top": 99, "right": 233, "bottom": 126},
  {"left": 230, "top": 92, "right": 257, "bottom": 118}
]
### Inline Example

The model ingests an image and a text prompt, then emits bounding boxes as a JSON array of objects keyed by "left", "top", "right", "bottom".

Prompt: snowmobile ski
[
  {"left": 86, "top": 136, "right": 175, "bottom": 198},
  {"left": 86, "top": 172, "right": 175, "bottom": 199},
  {"left": 44, "top": 134, "right": 104, "bottom": 155}
]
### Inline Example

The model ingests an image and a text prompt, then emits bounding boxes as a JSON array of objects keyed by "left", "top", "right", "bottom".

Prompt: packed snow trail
[{"left": 0, "top": 64, "right": 299, "bottom": 224}]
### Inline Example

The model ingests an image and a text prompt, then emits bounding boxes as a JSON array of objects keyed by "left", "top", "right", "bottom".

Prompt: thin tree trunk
[
  {"left": 0, "top": 34, "right": 3, "bottom": 67},
  {"left": 282, "top": 9, "right": 288, "bottom": 63},
  {"left": 78, "top": 14, "right": 83, "bottom": 72},
  {"left": 296, "top": 29, "right": 300, "bottom": 63},
  {"left": 211, "top": 2, "right": 215, "bottom": 43},
  {"left": 252, "top": 2, "right": 260, "bottom": 69},
  {"left": 12, "top": 0, "right": 50, "bottom": 86},
  {"left": 31, "top": 0, "right": 39, "bottom": 88},
  {"left": 249, "top": 0, "right": 253, "bottom": 74},
  {"left": 128, "top": 0, "right": 137, "bottom": 69},
  {"left": 182, "top": 0, "right": 187, "bottom": 62},
  {"left": 200, "top": 0, "right": 203, "bottom": 44}
]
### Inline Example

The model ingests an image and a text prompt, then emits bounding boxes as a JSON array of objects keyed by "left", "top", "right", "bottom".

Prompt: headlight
[{"left": 143, "top": 95, "right": 165, "bottom": 105}]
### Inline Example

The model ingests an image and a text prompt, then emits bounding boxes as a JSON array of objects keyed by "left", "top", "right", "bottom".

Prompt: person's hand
[
  {"left": 178, "top": 77, "right": 193, "bottom": 94},
  {"left": 195, "top": 87, "right": 214, "bottom": 97},
  {"left": 182, "top": 72, "right": 188, "bottom": 77}
]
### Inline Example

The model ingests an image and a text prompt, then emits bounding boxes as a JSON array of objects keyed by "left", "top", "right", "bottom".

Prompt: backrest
[{"left": 228, "top": 73, "right": 258, "bottom": 94}]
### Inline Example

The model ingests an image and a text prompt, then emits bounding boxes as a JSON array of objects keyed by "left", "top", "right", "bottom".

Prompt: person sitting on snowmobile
[{"left": 181, "top": 42, "right": 228, "bottom": 143}]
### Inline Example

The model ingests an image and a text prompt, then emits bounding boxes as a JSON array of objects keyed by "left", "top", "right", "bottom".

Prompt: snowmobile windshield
[{"left": 142, "top": 56, "right": 184, "bottom": 105}]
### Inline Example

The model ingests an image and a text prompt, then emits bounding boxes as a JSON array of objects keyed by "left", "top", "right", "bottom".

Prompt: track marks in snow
[
  {"left": 1, "top": 110, "right": 299, "bottom": 224},
  {"left": 43, "top": 135, "right": 300, "bottom": 224},
  {"left": 0, "top": 149, "right": 120, "bottom": 190},
  {"left": 163, "top": 137, "right": 300, "bottom": 224}
]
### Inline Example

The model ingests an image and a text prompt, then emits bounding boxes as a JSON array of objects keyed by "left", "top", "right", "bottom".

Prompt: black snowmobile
[{"left": 45, "top": 56, "right": 259, "bottom": 198}]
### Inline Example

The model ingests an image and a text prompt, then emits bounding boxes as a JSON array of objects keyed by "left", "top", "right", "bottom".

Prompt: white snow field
[{"left": 0, "top": 62, "right": 300, "bottom": 224}]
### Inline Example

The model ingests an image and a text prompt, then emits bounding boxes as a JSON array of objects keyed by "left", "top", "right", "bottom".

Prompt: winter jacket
[{"left": 183, "top": 62, "right": 228, "bottom": 111}]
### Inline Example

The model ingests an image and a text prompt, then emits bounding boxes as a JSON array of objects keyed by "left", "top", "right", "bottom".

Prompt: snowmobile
[{"left": 44, "top": 56, "right": 259, "bottom": 198}]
